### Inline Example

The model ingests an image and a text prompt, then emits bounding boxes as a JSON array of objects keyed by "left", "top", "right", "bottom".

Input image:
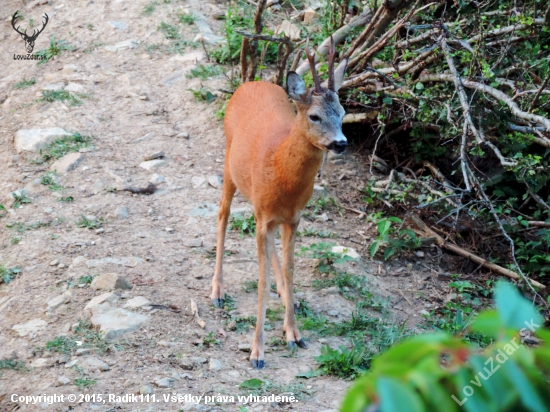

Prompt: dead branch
[
  {"left": 120, "top": 183, "right": 158, "bottom": 195},
  {"left": 527, "top": 221, "right": 550, "bottom": 228},
  {"left": 423, "top": 161, "right": 454, "bottom": 194},
  {"left": 529, "top": 190, "right": 550, "bottom": 211},
  {"left": 409, "top": 214, "right": 544, "bottom": 289},
  {"left": 418, "top": 73, "right": 550, "bottom": 131},
  {"left": 530, "top": 72, "right": 550, "bottom": 112},
  {"left": 295, "top": 7, "right": 374, "bottom": 76},
  {"left": 467, "top": 18, "right": 545, "bottom": 44},
  {"left": 343, "top": 3, "right": 385, "bottom": 58}
]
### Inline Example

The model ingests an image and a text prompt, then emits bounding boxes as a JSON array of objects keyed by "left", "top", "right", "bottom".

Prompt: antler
[
  {"left": 327, "top": 35, "right": 336, "bottom": 92},
  {"left": 28, "top": 13, "right": 49, "bottom": 40},
  {"left": 11, "top": 11, "right": 27, "bottom": 37},
  {"left": 305, "top": 36, "right": 323, "bottom": 94}
]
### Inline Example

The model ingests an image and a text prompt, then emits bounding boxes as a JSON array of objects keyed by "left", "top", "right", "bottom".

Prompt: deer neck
[{"left": 273, "top": 119, "right": 324, "bottom": 194}]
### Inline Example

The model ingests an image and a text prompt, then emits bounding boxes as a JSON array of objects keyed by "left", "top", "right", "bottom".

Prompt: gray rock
[
  {"left": 184, "top": 239, "right": 203, "bottom": 248},
  {"left": 139, "top": 159, "right": 167, "bottom": 171},
  {"left": 159, "top": 71, "right": 187, "bottom": 87},
  {"left": 31, "top": 358, "right": 50, "bottom": 368},
  {"left": 187, "top": 203, "right": 219, "bottom": 217},
  {"left": 139, "top": 385, "right": 152, "bottom": 395},
  {"left": 92, "top": 178, "right": 109, "bottom": 194},
  {"left": 14, "top": 128, "right": 72, "bottom": 153},
  {"left": 149, "top": 173, "right": 165, "bottom": 184},
  {"left": 238, "top": 342, "right": 251, "bottom": 352},
  {"left": 58, "top": 376, "right": 70, "bottom": 385},
  {"left": 90, "top": 304, "right": 148, "bottom": 340},
  {"left": 86, "top": 256, "right": 144, "bottom": 268},
  {"left": 192, "top": 176, "right": 207, "bottom": 188},
  {"left": 76, "top": 348, "right": 92, "bottom": 356},
  {"left": 105, "top": 39, "right": 138, "bottom": 52},
  {"left": 47, "top": 292, "right": 71, "bottom": 311},
  {"left": 154, "top": 377, "right": 173, "bottom": 388},
  {"left": 114, "top": 206, "right": 129, "bottom": 220},
  {"left": 123, "top": 296, "right": 151, "bottom": 309},
  {"left": 12, "top": 318, "right": 47, "bottom": 337},
  {"left": 312, "top": 184, "right": 327, "bottom": 198},
  {"left": 143, "top": 151, "right": 164, "bottom": 161},
  {"left": 65, "top": 359, "right": 79, "bottom": 368},
  {"left": 327, "top": 310, "right": 339, "bottom": 317},
  {"left": 86, "top": 356, "right": 110, "bottom": 371},
  {"left": 415, "top": 251, "right": 425, "bottom": 258},
  {"left": 91, "top": 273, "right": 132, "bottom": 290},
  {"left": 180, "top": 356, "right": 208, "bottom": 370},
  {"left": 108, "top": 21, "right": 128, "bottom": 30},
  {"left": 209, "top": 358, "right": 222, "bottom": 371},
  {"left": 41, "top": 82, "right": 66, "bottom": 91},
  {"left": 85, "top": 293, "right": 119, "bottom": 311},
  {"left": 50, "top": 152, "right": 84, "bottom": 174},
  {"left": 207, "top": 175, "right": 223, "bottom": 189},
  {"left": 64, "top": 82, "right": 87, "bottom": 93},
  {"left": 176, "top": 132, "right": 190, "bottom": 139}
]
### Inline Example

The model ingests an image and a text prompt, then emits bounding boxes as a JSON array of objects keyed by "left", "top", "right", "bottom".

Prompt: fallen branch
[
  {"left": 190, "top": 299, "right": 206, "bottom": 328},
  {"left": 418, "top": 73, "right": 550, "bottom": 131},
  {"left": 120, "top": 183, "right": 158, "bottom": 195},
  {"left": 409, "top": 214, "right": 544, "bottom": 289}
]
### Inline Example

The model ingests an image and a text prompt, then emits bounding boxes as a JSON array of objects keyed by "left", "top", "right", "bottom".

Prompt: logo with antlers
[{"left": 11, "top": 10, "right": 49, "bottom": 54}]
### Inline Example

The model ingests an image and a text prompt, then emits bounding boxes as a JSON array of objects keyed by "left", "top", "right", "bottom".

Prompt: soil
[{"left": 0, "top": 1, "right": 456, "bottom": 411}]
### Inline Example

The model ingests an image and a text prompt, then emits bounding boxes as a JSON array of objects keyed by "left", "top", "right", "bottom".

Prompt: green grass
[
  {"left": 46, "top": 336, "right": 77, "bottom": 355},
  {"left": 36, "top": 36, "right": 72, "bottom": 65},
  {"left": 75, "top": 215, "right": 101, "bottom": 229},
  {"left": 7, "top": 220, "right": 51, "bottom": 233},
  {"left": 0, "top": 266, "right": 21, "bottom": 285},
  {"left": 158, "top": 22, "right": 180, "bottom": 39},
  {"left": 187, "top": 87, "right": 217, "bottom": 103},
  {"left": 298, "top": 228, "right": 337, "bottom": 238},
  {"left": 39, "top": 90, "right": 83, "bottom": 106},
  {"left": 187, "top": 65, "right": 224, "bottom": 79},
  {"left": 314, "top": 345, "right": 368, "bottom": 379},
  {"left": 266, "top": 306, "right": 284, "bottom": 322},
  {"left": 75, "top": 378, "right": 96, "bottom": 387},
  {"left": 35, "top": 133, "right": 91, "bottom": 163},
  {"left": 242, "top": 280, "right": 258, "bottom": 293},
  {"left": 229, "top": 316, "right": 256, "bottom": 334},
  {"left": 41, "top": 171, "right": 64, "bottom": 191},
  {"left": 230, "top": 214, "right": 256, "bottom": 238},
  {"left": 78, "top": 275, "right": 94, "bottom": 284},
  {"left": 178, "top": 13, "right": 197, "bottom": 24},
  {"left": 10, "top": 191, "right": 31, "bottom": 209},
  {"left": 142, "top": 1, "right": 159, "bottom": 15},
  {"left": 58, "top": 196, "right": 74, "bottom": 203},
  {"left": 74, "top": 320, "right": 109, "bottom": 352},
  {"left": 11, "top": 237, "right": 21, "bottom": 245},
  {"left": 13, "top": 78, "right": 36, "bottom": 89},
  {"left": 0, "top": 357, "right": 26, "bottom": 376}
]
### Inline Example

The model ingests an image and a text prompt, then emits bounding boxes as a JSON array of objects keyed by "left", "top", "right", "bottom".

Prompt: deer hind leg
[
  {"left": 281, "top": 220, "right": 307, "bottom": 350},
  {"left": 250, "top": 217, "right": 276, "bottom": 369},
  {"left": 210, "top": 168, "right": 237, "bottom": 308},
  {"left": 270, "top": 249, "right": 287, "bottom": 306}
]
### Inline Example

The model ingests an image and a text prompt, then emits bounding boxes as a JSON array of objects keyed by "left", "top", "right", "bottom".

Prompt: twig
[
  {"left": 529, "top": 72, "right": 550, "bottom": 112},
  {"left": 408, "top": 214, "right": 544, "bottom": 289},
  {"left": 343, "top": 3, "right": 384, "bottom": 58},
  {"left": 396, "top": 289, "right": 413, "bottom": 306},
  {"left": 190, "top": 299, "right": 206, "bottom": 328}
]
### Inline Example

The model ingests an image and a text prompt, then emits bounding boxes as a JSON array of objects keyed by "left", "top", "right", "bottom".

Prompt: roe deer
[{"left": 211, "top": 39, "right": 348, "bottom": 369}]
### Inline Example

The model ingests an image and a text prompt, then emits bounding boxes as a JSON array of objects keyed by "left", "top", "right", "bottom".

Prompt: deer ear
[
  {"left": 332, "top": 58, "right": 348, "bottom": 93},
  {"left": 286, "top": 72, "right": 307, "bottom": 102}
]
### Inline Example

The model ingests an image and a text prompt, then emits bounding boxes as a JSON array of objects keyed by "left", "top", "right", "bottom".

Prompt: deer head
[
  {"left": 11, "top": 11, "right": 49, "bottom": 54},
  {"left": 286, "top": 36, "right": 349, "bottom": 153}
]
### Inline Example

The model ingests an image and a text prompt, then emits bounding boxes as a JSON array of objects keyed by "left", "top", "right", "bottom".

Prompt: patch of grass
[
  {"left": 83, "top": 41, "right": 105, "bottom": 54},
  {"left": 230, "top": 214, "right": 256, "bottom": 238},
  {"left": 39, "top": 90, "right": 83, "bottom": 106},
  {"left": 298, "top": 227, "right": 337, "bottom": 238},
  {"left": 75, "top": 378, "right": 96, "bottom": 387},
  {"left": 36, "top": 36, "right": 72, "bottom": 65},
  {"left": 11, "top": 237, "right": 21, "bottom": 245},
  {"left": 158, "top": 22, "right": 180, "bottom": 39},
  {"left": 78, "top": 275, "right": 94, "bottom": 284},
  {"left": 315, "top": 345, "right": 368, "bottom": 379},
  {"left": 0, "top": 204, "right": 6, "bottom": 218},
  {"left": 142, "top": 1, "right": 159, "bottom": 15},
  {"left": 13, "top": 78, "right": 36, "bottom": 89},
  {"left": 266, "top": 306, "right": 284, "bottom": 322},
  {"left": 46, "top": 336, "right": 77, "bottom": 355},
  {"left": 178, "top": 13, "right": 197, "bottom": 25},
  {"left": 0, "top": 357, "right": 25, "bottom": 376},
  {"left": 7, "top": 220, "right": 51, "bottom": 233},
  {"left": 242, "top": 280, "right": 258, "bottom": 293},
  {"left": 75, "top": 215, "right": 101, "bottom": 229},
  {"left": 0, "top": 266, "right": 21, "bottom": 285},
  {"left": 231, "top": 316, "right": 256, "bottom": 334},
  {"left": 58, "top": 196, "right": 74, "bottom": 203},
  {"left": 167, "top": 39, "right": 197, "bottom": 54},
  {"left": 35, "top": 133, "right": 91, "bottom": 163},
  {"left": 268, "top": 336, "right": 286, "bottom": 347},
  {"left": 187, "top": 87, "right": 217, "bottom": 103},
  {"left": 202, "top": 332, "right": 220, "bottom": 347},
  {"left": 74, "top": 320, "right": 109, "bottom": 352},
  {"left": 299, "top": 242, "right": 355, "bottom": 274},
  {"left": 10, "top": 191, "right": 31, "bottom": 209},
  {"left": 369, "top": 216, "right": 421, "bottom": 260},
  {"left": 187, "top": 65, "right": 224, "bottom": 79},
  {"left": 41, "top": 171, "right": 64, "bottom": 191}
]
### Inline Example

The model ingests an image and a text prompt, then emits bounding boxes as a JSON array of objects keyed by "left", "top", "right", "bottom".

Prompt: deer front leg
[
  {"left": 250, "top": 218, "right": 275, "bottom": 369},
  {"left": 281, "top": 220, "right": 307, "bottom": 350}
]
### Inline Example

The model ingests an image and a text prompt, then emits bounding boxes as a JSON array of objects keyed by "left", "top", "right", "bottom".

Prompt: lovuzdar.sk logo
[{"left": 11, "top": 10, "right": 49, "bottom": 61}]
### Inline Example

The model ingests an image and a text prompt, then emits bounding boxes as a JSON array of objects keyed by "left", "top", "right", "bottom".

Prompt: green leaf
[
  {"left": 369, "top": 241, "right": 381, "bottom": 258},
  {"left": 415, "top": 82, "right": 425, "bottom": 90},
  {"left": 494, "top": 281, "right": 544, "bottom": 331},
  {"left": 239, "top": 378, "right": 264, "bottom": 389},
  {"left": 296, "top": 370, "right": 322, "bottom": 379},
  {"left": 383, "top": 97, "right": 393, "bottom": 105},
  {"left": 378, "top": 219, "right": 392, "bottom": 235},
  {"left": 377, "top": 377, "right": 423, "bottom": 412}
]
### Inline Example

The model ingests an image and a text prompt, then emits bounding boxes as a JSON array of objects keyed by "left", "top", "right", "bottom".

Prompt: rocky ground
[{"left": 0, "top": 1, "right": 453, "bottom": 411}]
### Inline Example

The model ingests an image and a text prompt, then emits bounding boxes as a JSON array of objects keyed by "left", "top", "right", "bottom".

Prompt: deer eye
[{"left": 309, "top": 115, "right": 320, "bottom": 122}]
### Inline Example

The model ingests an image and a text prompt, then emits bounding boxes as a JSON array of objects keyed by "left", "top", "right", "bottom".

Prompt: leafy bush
[{"left": 341, "top": 281, "right": 550, "bottom": 412}]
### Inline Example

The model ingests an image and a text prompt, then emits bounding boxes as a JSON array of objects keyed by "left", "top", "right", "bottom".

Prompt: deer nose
[{"left": 326, "top": 140, "right": 347, "bottom": 154}]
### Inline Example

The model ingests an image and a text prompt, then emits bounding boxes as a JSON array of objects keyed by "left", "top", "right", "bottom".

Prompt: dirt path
[{"left": 0, "top": 1, "right": 438, "bottom": 411}]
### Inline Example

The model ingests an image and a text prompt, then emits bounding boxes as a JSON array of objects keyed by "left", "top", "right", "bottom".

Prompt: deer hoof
[
  {"left": 288, "top": 341, "right": 295, "bottom": 350},
  {"left": 211, "top": 298, "right": 225, "bottom": 308},
  {"left": 297, "top": 339, "right": 308, "bottom": 349},
  {"left": 250, "top": 359, "right": 264, "bottom": 369}
]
